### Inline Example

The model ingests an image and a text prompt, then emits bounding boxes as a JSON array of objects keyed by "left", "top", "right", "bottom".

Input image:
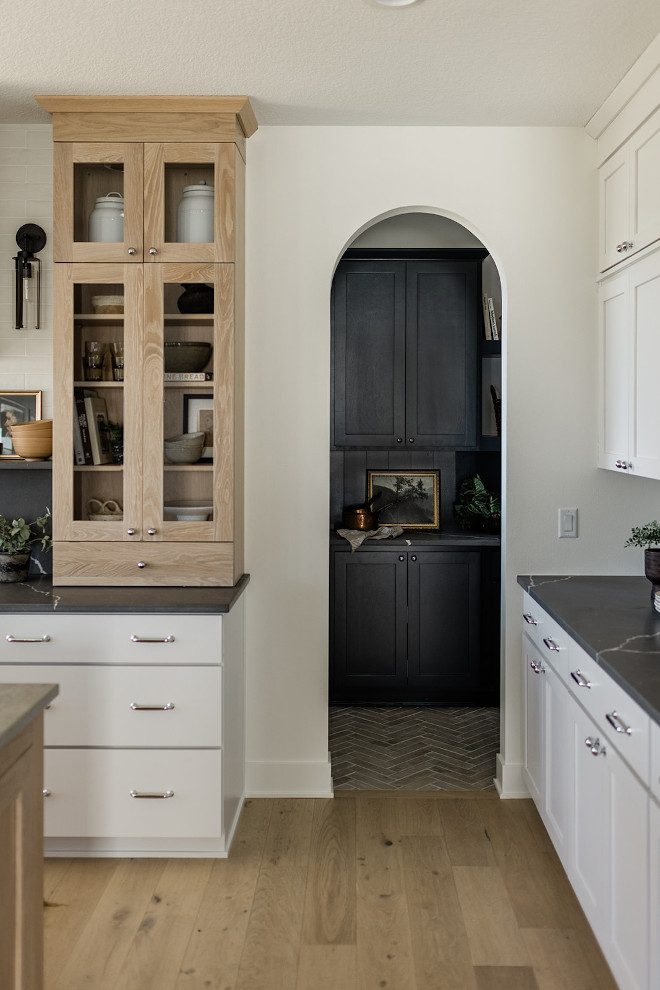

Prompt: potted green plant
[
  {"left": 625, "top": 520, "right": 660, "bottom": 600},
  {"left": 0, "top": 508, "right": 52, "bottom": 583},
  {"left": 454, "top": 474, "right": 501, "bottom": 532}
]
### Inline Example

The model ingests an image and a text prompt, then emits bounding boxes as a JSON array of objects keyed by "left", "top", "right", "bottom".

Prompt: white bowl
[
  {"left": 163, "top": 444, "right": 203, "bottom": 464},
  {"left": 163, "top": 501, "right": 212, "bottom": 521},
  {"left": 164, "top": 432, "right": 205, "bottom": 446}
]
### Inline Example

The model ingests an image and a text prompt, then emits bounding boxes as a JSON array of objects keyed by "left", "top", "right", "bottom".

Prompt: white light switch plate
[{"left": 558, "top": 508, "right": 578, "bottom": 538}]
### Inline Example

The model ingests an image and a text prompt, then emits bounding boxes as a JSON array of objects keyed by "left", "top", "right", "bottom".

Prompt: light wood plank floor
[{"left": 43, "top": 794, "right": 618, "bottom": 990}]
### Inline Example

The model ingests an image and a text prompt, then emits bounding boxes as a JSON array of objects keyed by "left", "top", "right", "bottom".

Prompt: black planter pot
[{"left": 644, "top": 547, "right": 660, "bottom": 601}]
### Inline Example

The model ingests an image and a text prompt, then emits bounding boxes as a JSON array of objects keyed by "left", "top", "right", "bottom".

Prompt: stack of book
[
  {"left": 73, "top": 389, "right": 113, "bottom": 465},
  {"left": 482, "top": 295, "right": 500, "bottom": 341}
]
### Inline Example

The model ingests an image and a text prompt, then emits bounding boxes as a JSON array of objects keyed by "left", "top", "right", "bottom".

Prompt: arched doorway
[{"left": 328, "top": 210, "right": 505, "bottom": 790}]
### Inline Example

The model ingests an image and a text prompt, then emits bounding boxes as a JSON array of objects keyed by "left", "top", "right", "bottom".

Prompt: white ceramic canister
[
  {"left": 177, "top": 181, "right": 214, "bottom": 242},
  {"left": 88, "top": 191, "right": 125, "bottom": 243}
]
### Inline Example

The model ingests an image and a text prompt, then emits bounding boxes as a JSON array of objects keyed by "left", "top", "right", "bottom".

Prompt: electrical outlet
[{"left": 558, "top": 508, "right": 578, "bottom": 538}]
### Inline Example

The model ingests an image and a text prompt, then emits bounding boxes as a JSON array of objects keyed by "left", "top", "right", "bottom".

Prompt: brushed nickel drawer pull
[
  {"left": 571, "top": 669, "right": 592, "bottom": 689},
  {"left": 543, "top": 637, "right": 560, "bottom": 652},
  {"left": 6, "top": 634, "right": 51, "bottom": 643},
  {"left": 606, "top": 710, "right": 632, "bottom": 735},
  {"left": 130, "top": 702, "right": 175, "bottom": 711},
  {"left": 523, "top": 613, "right": 538, "bottom": 625},
  {"left": 130, "top": 635, "right": 175, "bottom": 644},
  {"left": 130, "top": 789, "right": 174, "bottom": 799}
]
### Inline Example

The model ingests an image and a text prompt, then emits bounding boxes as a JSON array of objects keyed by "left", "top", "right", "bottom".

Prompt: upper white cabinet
[
  {"left": 598, "top": 247, "right": 660, "bottom": 479},
  {"left": 599, "top": 106, "right": 660, "bottom": 272}
]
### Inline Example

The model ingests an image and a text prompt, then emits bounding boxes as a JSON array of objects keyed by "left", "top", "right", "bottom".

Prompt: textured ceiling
[{"left": 6, "top": 0, "right": 660, "bottom": 127}]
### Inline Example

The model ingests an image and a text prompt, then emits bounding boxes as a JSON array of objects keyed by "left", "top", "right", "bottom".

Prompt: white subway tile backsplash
[
  {"left": 26, "top": 128, "right": 54, "bottom": 150},
  {"left": 0, "top": 149, "right": 52, "bottom": 166},
  {"left": 26, "top": 166, "right": 52, "bottom": 185},
  {"left": 0, "top": 167, "right": 27, "bottom": 184},
  {"left": 0, "top": 337, "right": 28, "bottom": 358},
  {"left": 0, "top": 373, "right": 27, "bottom": 389},
  {"left": 0, "top": 126, "right": 27, "bottom": 148}
]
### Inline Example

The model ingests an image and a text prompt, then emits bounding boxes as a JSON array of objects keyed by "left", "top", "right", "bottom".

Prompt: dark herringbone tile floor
[{"left": 329, "top": 705, "right": 500, "bottom": 790}]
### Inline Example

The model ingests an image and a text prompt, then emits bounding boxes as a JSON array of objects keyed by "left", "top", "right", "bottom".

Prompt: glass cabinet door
[
  {"left": 53, "top": 144, "right": 144, "bottom": 263},
  {"left": 142, "top": 264, "right": 235, "bottom": 542},
  {"left": 53, "top": 264, "right": 143, "bottom": 542},
  {"left": 143, "top": 144, "right": 237, "bottom": 263}
]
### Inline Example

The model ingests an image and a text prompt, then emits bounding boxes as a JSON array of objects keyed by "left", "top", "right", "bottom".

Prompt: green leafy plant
[
  {"left": 625, "top": 521, "right": 660, "bottom": 550},
  {"left": 0, "top": 508, "right": 52, "bottom": 554},
  {"left": 454, "top": 475, "right": 501, "bottom": 530}
]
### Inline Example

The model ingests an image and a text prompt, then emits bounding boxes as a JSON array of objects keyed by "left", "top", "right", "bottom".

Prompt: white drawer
[
  {"left": 569, "top": 641, "right": 650, "bottom": 784},
  {"left": 0, "top": 613, "right": 223, "bottom": 664},
  {"left": 522, "top": 592, "right": 569, "bottom": 678},
  {"left": 44, "top": 749, "right": 222, "bottom": 838},
  {"left": 652, "top": 720, "right": 660, "bottom": 804},
  {"left": 0, "top": 664, "right": 221, "bottom": 747}
]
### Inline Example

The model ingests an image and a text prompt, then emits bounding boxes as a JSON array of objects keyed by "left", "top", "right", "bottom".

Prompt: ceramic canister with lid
[
  {"left": 177, "top": 181, "right": 214, "bottom": 242},
  {"left": 88, "top": 191, "right": 124, "bottom": 242}
]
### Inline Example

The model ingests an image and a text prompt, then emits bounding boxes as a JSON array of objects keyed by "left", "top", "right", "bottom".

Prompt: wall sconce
[{"left": 13, "top": 223, "right": 47, "bottom": 330}]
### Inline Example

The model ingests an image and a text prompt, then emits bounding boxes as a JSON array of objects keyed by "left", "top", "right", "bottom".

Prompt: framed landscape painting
[{"left": 367, "top": 470, "right": 440, "bottom": 530}]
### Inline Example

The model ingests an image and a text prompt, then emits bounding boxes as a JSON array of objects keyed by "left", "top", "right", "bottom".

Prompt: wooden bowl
[{"left": 11, "top": 435, "right": 53, "bottom": 460}]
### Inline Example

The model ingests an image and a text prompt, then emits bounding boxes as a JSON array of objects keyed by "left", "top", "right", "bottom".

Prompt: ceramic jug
[
  {"left": 177, "top": 181, "right": 214, "bottom": 242},
  {"left": 88, "top": 191, "right": 124, "bottom": 242}
]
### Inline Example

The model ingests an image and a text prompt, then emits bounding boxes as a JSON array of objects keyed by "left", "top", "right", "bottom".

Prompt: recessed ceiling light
[{"left": 364, "top": 0, "right": 424, "bottom": 7}]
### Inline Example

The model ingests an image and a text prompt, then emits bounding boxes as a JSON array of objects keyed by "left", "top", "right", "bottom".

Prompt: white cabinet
[
  {"left": 0, "top": 602, "right": 245, "bottom": 857},
  {"left": 599, "top": 106, "right": 660, "bottom": 272},
  {"left": 650, "top": 796, "right": 660, "bottom": 990},
  {"left": 598, "top": 248, "right": 660, "bottom": 480}
]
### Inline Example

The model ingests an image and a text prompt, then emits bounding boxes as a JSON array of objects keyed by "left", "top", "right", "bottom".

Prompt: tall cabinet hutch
[{"left": 35, "top": 96, "right": 256, "bottom": 586}]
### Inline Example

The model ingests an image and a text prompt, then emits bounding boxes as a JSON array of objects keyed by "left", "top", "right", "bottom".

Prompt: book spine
[
  {"left": 482, "top": 294, "right": 492, "bottom": 340},
  {"left": 74, "top": 391, "right": 93, "bottom": 465},
  {"left": 73, "top": 393, "right": 85, "bottom": 465},
  {"left": 487, "top": 297, "right": 499, "bottom": 341}
]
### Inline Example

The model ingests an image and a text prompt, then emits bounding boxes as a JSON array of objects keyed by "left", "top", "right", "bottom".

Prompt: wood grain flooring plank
[
  {"left": 401, "top": 835, "right": 478, "bottom": 990},
  {"left": 355, "top": 797, "right": 417, "bottom": 990},
  {"left": 43, "top": 858, "right": 73, "bottom": 902},
  {"left": 50, "top": 858, "right": 166, "bottom": 990},
  {"left": 296, "top": 946, "right": 359, "bottom": 990},
  {"left": 44, "top": 859, "right": 119, "bottom": 986},
  {"left": 474, "top": 965, "right": 540, "bottom": 989},
  {"left": 114, "top": 858, "right": 213, "bottom": 990},
  {"left": 234, "top": 798, "right": 315, "bottom": 990},
  {"left": 453, "top": 866, "right": 531, "bottom": 967},
  {"left": 174, "top": 798, "right": 274, "bottom": 990},
  {"left": 302, "top": 796, "right": 356, "bottom": 945},
  {"left": 437, "top": 799, "right": 496, "bottom": 867},
  {"left": 521, "top": 928, "right": 619, "bottom": 990}
]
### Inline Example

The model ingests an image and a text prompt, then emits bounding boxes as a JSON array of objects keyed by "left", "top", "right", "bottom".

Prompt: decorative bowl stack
[
  {"left": 163, "top": 431, "right": 205, "bottom": 464},
  {"left": 11, "top": 419, "right": 53, "bottom": 460}
]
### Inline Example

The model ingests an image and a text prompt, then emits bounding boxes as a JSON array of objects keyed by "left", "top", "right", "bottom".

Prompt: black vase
[
  {"left": 176, "top": 283, "right": 214, "bottom": 314},
  {"left": 644, "top": 548, "right": 660, "bottom": 601}
]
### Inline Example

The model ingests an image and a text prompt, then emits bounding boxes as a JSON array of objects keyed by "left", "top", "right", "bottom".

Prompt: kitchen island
[{"left": 0, "top": 682, "right": 58, "bottom": 990}]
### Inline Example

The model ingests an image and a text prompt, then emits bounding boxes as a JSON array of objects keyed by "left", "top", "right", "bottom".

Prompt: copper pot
[{"left": 343, "top": 507, "right": 378, "bottom": 531}]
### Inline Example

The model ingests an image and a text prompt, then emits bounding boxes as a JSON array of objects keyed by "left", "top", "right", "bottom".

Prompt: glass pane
[
  {"left": 72, "top": 282, "right": 125, "bottom": 521},
  {"left": 162, "top": 280, "right": 214, "bottom": 523},
  {"left": 164, "top": 163, "right": 215, "bottom": 244},
  {"left": 74, "top": 162, "right": 125, "bottom": 244}
]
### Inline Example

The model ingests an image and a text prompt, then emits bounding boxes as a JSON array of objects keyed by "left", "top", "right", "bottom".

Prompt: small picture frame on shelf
[
  {"left": 183, "top": 393, "right": 214, "bottom": 462},
  {"left": 367, "top": 470, "right": 440, "bottom": 530},
  {"left": 0, "top": 390, "right": 42, "bottom": 459}
]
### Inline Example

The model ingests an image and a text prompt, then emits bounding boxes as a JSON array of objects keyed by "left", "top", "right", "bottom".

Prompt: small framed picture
[
  {"left": 0, "top": 390, "right": 42, "bottom": 459},
  {"left": 367, "top": 470, "right": 440, "bottom": 530},
  {"left": 183, "top": 393, "right": 214, "bottom": 462}
]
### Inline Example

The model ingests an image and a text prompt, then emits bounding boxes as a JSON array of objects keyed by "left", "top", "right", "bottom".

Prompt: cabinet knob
[
  {"left": 409, "top": 438, "right": 415, "bottom": 443},
  {"left": 397, "top": 437, "right": 403, "bottom": 444},
  {"left": 42, "top": 788, "right": 51, "bottom": 798},
  {"left": 149, "top": 247, "right": 158, "bottom": 256},
  {"left": 410, "top": 555, "right": 417, "bottom": 561},
  {"left": 621, "top": 241, "right": 632, "bottom": 251},
  {"left": 398, "top": 555, "right": 405, "bottom": 561},
  {"left": 127, "top": 247, "right": 137, "bottom": 256},
  {"left": 127, "top": 528, "right": 136, "bottom": 536},
  {"left": 147, "top": 528, "right": 157, "bottom": 536},
  {"left": 585, "top": 736, "right": 606, "bottom": 757},
  {"left": 616, "top": 243, "right": 623, "bottom": 253},
  {"left": 137, "top": 561, "right": 147, "bottom": 569}
]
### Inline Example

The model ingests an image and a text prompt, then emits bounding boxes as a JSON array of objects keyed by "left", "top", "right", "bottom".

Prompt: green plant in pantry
[
  {"left": 454, "top": 475, "right": 501, "bottom": 531},
  {"left": 0, "top": 508, "right": 52, "bottom": 554},
  {"left": 624, "top": 521, "right": 660, "bottom": 549}
]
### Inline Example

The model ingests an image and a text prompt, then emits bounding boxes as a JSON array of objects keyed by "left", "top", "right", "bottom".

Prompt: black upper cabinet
[{"left": 332, "top": 257, "right": 479, "bottom": 448}]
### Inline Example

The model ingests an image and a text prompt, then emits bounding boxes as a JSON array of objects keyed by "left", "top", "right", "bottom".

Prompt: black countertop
[
  {"left": 0, "top": 574, "right": 249, "bottom": 613},
  {"left": 518, "top": 575, "right": 660, "bottom": 726}
]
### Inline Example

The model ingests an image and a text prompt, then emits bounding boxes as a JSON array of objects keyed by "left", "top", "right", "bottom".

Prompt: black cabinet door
[
  {"left": 331, "top": 551, "right": 407, "bottom": 697},
  {"left": 407, "top": 550, "right": 481, "bottom": 691},
  {"left": 332, "top": 261, "right": 406, "bottom": 446},
  {"left": 405, "top": 262, "right": 478, "bottom": 447}
]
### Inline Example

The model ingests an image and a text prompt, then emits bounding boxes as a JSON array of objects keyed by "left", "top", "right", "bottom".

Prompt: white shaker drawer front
[
  {"left": 0, "top": 613, "right": 223, "bottom": 664},
  {"left": 569, "top": 642, "right": 650, "bottom": 784},
  {"left": 522, "top": 593, "right": 569, "bottom": 678},
  {"left": 0, "top": 664, "right": 221, "bottom": 747},
  {"left": 651, "top": 720, "right": 660, "bottom": 803},
  {"left": 44, "top": 749, "right": 222, "bottom": 838}
]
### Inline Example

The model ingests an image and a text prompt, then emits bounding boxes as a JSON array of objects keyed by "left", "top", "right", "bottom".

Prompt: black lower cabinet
[{"left": 330, "top": 544, "right": 499, "bottom": 704}]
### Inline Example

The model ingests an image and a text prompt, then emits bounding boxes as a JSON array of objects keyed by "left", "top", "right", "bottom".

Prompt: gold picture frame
[
  {"left": 367, "top": 469, "right": 440, "bottom": 530},
  {"left": 0, "top": 390, "right": 43, "bottom": 459}
]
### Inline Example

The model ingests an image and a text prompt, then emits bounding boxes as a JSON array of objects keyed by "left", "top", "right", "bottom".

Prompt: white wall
[
  {"left": 244, "top": 125, "right": 660, "bottom": 797},
  {"left": 3, "top": 122, "right": 660, "bottom": 797}
]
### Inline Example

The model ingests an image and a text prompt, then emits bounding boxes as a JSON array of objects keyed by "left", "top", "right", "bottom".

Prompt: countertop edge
[{"left": 0, "top": 682, "right": 59, "bottom": 750}]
